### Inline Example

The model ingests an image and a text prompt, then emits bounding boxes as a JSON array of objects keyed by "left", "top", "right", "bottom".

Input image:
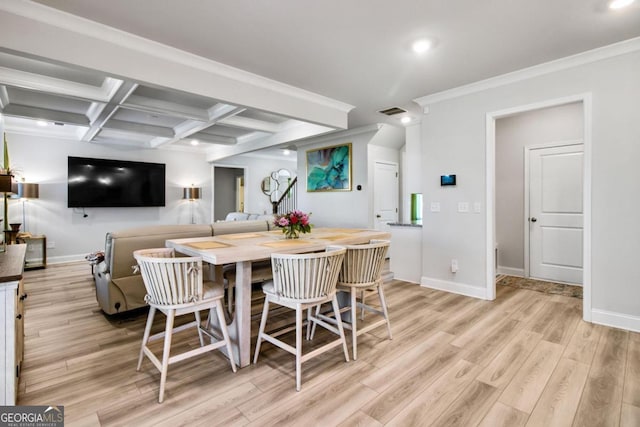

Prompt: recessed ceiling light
[
  {"left": 190, "top": 139, "right": 199, "bottom": 146},
  {"left": 283, "top": 149, "right": 291, "bottom": 156},
  {"left": 610, "top": 0, "right": 635, "bottom": 9},
  {"left": 412, "top": 39, "right": 432, "bottom": 54},
  {"left": 36, "top": 120, "right": 48, "bottom": 127},
  {"left": 401, "top": 116, "right": 412, "bottom": 124}
]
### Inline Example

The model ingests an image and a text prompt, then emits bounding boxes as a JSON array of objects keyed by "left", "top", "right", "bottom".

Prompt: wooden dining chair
[
  {"left": 133, "top": 248, "right": 237, "bottom": 403},
  {"left": 253, "top": 246, "right": 349, "bottom": 391},
  {"left": 310, "top": 240, "right": 391, "bottom": 360}
]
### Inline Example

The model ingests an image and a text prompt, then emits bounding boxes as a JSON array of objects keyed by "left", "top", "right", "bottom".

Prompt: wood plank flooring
[{"left": 18, "top": 262, "right": 640, "bottom": 426}]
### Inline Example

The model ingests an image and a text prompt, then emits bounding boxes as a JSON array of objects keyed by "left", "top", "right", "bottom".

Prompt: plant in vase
[{"left": 273, "top": 210, "right": 312, "bottom": 239}]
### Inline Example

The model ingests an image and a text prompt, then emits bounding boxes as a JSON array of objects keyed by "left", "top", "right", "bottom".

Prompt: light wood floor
[{"left": 18, "top": 262, "right": 640, "bottom": 426}]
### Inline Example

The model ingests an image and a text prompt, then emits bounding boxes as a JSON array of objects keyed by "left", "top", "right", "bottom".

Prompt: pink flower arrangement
[{"left": 274, "top": 210, "right": 312, "bottom": 238}]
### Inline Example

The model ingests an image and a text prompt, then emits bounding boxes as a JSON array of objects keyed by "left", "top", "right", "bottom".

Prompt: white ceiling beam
[
  {"left": 121, "top": 94, "right": 210, "bottom": 121},
  {"left": 103, "top": 118, "right": 174, "bottom": 138},
  {"left": 91, "top": 135, "right": 151, "bottom": 148},
  {"left": 2, "top": 104, "right": 89, "bottom": 125},
  {"left": 0, "top": 85, "right": 8, "bottom": 109},
  {"left": 151, "top": 103, "right": 244, "bottom": 148},
  {"left": 0, "top": 66, "right": 121, "bottom": 103},
  {"left": 190, "top": 133, "right": 236, "bottom": 145},
  {"left": 236, "top": 131, "right": 271, "bottom": 144},
  {"left": 207, "top": 122, "right": 334, "bottom": 161},
  {"left": 217, "top": 115, "right": 281, "bottom": 133},
  {"left": 82, "top": 81, "right": 138, "bottom": 141}
]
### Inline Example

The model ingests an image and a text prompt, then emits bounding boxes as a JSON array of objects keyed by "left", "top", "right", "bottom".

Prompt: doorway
[
  {"left": 213, "top": 166, "right": 245, "bottom": 221},
  {"left": 373, "top": 161, "right": 399, "bottom": 230},
  {"left": 487, "top": 93, "right": 592, "bottom": 321}
]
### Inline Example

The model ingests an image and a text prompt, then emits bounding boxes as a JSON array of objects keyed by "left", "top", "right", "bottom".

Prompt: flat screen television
[{"left": 68, "top": 156, "right": 166, "bottom": 208}]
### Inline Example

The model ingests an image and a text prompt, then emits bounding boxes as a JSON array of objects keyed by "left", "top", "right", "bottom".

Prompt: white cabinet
[
  {"left": 389, "top": 225, "right": 423, "bottom": 284},
  {"left": 0, "top": 245, "right": 27, "bottom": 405}
]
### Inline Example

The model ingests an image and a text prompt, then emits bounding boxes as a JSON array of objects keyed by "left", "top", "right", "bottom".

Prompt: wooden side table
[{"left": 16, "top": 235, "right": 46, "bottom": 270}]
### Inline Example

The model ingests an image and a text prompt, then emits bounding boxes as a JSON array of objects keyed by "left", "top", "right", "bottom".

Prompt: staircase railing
[{"left": 272, "top": 176, "right": 297, "bottom": 214}]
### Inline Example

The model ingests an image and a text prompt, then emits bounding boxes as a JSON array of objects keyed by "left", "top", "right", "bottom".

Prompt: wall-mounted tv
[{"left": 68, "top": 156, "right": 166, "bottom": 208}]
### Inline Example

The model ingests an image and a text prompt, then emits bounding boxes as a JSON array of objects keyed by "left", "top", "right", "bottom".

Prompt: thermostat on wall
[{"left": 440, "top": 174, "right": 456, "bottom": 186}]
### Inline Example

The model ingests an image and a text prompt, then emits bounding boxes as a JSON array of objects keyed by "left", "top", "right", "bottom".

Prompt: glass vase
[{"left": 284, "top": 227, "right": 300, "bottom": 239}]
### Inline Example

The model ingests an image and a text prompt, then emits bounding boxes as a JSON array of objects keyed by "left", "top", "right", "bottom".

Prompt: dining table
[{"left": 166, "top": 227, "right": 391, "bottom": 367}]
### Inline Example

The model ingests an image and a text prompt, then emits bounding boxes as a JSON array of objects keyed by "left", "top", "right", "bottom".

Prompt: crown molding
[
  {"left": 0, "top": 1, "right": 354, "bottom": 114},
  {"left": 414, "top": 36, "right": 640, "bottom": 107}
]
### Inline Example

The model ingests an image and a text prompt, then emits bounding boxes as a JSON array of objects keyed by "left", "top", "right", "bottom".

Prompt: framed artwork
[{"left": 306, "top": 142, "right": 352, "bottom": 192}]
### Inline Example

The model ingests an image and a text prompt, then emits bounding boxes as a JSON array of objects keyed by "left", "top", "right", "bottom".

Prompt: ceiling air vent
[{"left": 378, "top": 106, "right": 407, "bottom": 116}]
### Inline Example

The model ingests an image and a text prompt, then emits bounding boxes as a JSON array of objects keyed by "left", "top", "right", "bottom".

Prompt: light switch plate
[
  {"left": 430, "top": 202, "right": 441, "bottom": 212},
  {"left": 473, "top": 202, "right": 481, "bottom": 213},
  {"left": 458, "top": 202, "right": 469, "bottom": 213}
]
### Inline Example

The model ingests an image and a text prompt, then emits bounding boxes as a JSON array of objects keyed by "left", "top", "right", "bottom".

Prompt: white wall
[
  {"left": 402, "top": 124, "right": 422, "bottom": 223},
  {"left": 495, "top": 103, "right": 583, "bottom": 273},
  {"left": 420, "top": 50, "right": 640, "bottom": 327},
  {"left": 6, "top": 133, "right": 213, "bottom": 263}
]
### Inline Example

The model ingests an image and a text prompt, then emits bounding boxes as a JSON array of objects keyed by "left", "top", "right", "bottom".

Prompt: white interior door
[
  {"left": 529, "top": 144, "right": 583, "bottom": 284},
  {"left": 373, "top": 161, "right": 399, "bottom": 230}
]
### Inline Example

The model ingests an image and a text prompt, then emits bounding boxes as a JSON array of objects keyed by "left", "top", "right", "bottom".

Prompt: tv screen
[{"left": 68, "top": 156, "right": 166, "bottom": 207}]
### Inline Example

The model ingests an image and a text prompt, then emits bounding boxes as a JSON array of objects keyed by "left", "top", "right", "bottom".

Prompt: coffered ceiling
[{"left": 0, "top": 50, "right": 329, "bottom": 155}]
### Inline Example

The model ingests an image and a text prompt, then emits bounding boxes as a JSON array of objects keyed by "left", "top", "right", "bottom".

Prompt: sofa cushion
[
  {"left": 112, "top": 275, "right": 148, "bottom": 310},
  {"left": 212, "top": 219, "right": 269, "bottom": 236},
  {"left": 107, "top": 224, "right": 212, "bottom": 279},
  {"left": 225, "top": 212, "right": 250, "bottom": 221}
]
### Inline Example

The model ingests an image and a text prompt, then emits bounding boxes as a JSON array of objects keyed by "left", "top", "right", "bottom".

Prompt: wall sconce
[{"left": 183, "top": 186, "right": 201, "bottom": 224}]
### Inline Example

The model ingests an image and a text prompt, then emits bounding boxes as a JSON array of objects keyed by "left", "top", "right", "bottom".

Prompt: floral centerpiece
[{"left": 274, "top": 210, "right": 312, "bottom": 239}]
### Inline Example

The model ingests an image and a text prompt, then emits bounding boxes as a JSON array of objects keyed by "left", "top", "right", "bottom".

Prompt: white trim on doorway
[{"left": 485, "top": 93, "right": 592, "bottom": 322}]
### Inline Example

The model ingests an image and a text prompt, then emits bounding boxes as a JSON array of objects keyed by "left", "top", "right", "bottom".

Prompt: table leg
[
  {"left": 232, "top": 261, "right": 252, "bottom": 367},
  {"left": 207, "top": 261, "right": 252, "bottom": 368}
]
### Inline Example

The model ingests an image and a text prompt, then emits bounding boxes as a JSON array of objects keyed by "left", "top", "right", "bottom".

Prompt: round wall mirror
[
  {"left": 262, "top": 168, "right": 292, "bottom": 202},
  {"left": 261, "top": 176, "right": 278, "bottom": 196}
]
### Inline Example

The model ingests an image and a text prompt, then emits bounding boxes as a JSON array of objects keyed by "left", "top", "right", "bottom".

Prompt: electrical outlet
[
  {"left": 46, "top": 241, "right": 56, "bottom": 249},
  {"left": 430, "top": 202, "right": 441, "bottom": 212},
  {"left": 473, "top": 202, "right": 482, "bottom": 213},
  {"left": 457, "top": 202, "right": 469, "bottom": 213},
  {"left": 451, "top": 259, "right": 458, "bottom": 273}
]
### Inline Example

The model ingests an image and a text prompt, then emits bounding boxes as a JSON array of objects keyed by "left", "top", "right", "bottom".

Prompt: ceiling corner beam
[
  {"left": 151, "top": 103, "right": 245, "bottom": 148},
  {"left": 82, "top": 81, "right": 138, "bottom": 141}
]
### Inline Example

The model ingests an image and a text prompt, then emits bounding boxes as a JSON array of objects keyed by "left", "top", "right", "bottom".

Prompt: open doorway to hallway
[
  {"left": 495, "top": 102, "right": 584, "bottom": 286},
  {"left": 486, "top": 93, "right": 592, "bottom": 321},
  {"left": 213, "top": 166, "right": 245, "bottom": 221}
]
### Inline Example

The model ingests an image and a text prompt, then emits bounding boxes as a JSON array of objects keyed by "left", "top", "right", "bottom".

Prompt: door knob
[
  {"left": 530, "top": 217, "right": 537, "bottom": 222},
  {"left": 376, "top": 214, "right": 381, "bottom": 218}
]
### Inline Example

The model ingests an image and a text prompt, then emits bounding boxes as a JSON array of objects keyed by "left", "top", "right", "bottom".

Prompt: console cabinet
[{"left": 0, "top": 244, "right": 27, "bottom": 405}]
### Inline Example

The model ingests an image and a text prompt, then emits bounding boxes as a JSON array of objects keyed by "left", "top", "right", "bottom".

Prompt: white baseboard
[
  {"left": 497, "top": 266, "right": 524, "bottom": 277},
  {"left": 591, "top": 309, "right": 640, "bottom": 333},
  {"left": 421, "top": 276, "right": 488, "bottom": 300},
  {"left": 47, "top": 254, "right": 87, "bottom": 265}
]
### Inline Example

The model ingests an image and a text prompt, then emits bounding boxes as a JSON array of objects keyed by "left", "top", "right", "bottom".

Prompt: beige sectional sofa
[{"left": 94, "top": 219, "right": 272, "bottom": 314}]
